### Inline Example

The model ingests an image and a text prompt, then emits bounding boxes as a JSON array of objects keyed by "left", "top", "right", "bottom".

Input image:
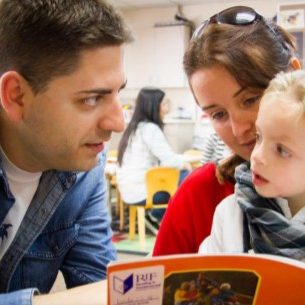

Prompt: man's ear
[
  {"left": 290, "top": 57, "right": 301, "bottom": 71},
  {"left": 0, "top": 71, "right": 27, "bottom": 122}
]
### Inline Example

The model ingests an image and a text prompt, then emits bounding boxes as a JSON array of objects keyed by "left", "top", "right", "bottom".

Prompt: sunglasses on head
[{"left": 191, "top": 6, "right": 278, "bottom": 42}]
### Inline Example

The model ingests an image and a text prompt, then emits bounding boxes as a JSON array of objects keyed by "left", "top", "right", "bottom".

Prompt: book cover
[{"left": 107, "top": 253, "right": 305, "bottom": 305}]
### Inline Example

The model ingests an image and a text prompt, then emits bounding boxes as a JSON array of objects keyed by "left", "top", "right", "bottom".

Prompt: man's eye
[
  {"left": 276, "top": 144, "right": 291, "bottom": 158},
  {"left": 83, "top": 97, "right": 97, "bottom": 106}
]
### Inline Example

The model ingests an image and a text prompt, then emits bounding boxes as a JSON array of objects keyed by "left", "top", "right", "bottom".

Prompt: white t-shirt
[{"left": 0, "top": 149, "right": 42, "bottom": 259}]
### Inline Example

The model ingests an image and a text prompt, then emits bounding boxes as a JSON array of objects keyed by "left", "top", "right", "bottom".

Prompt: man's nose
[{"left": 98, "top": 99, "right": 125, "bottom": 133}]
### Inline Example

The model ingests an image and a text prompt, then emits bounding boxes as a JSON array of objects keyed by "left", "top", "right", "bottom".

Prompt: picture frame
[{"left": 278, "top": 8, "right": 305, "bottom": 29}]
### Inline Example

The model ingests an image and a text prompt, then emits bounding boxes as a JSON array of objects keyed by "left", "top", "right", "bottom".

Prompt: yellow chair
[{"left": 128, "top": 166, "right": 180, "bottom": 250}]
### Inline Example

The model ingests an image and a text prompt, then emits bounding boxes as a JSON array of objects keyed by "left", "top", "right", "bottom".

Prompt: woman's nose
[{"left": 230, "top": 114, "right": 254, "bottom": 138}]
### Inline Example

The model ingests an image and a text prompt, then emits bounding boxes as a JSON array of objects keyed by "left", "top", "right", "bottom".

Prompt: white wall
[{"left": 122, "top": 1, "right": 278, "bottom": 26}]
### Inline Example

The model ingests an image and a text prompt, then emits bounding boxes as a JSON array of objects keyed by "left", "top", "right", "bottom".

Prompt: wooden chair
[
  {"left": 128, "top": 166, "right": 179, "bottom": 250},
  {"left": 183, "top": 149, "right": 202, "bottom": 169},
  {"left": 105, "top": 149, "right": 119, "bottom": 211}
]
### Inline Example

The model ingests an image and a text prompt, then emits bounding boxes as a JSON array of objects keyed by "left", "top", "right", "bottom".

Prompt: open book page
[{"left": 107, "top": 253, "right": 305, "bottom": 305}]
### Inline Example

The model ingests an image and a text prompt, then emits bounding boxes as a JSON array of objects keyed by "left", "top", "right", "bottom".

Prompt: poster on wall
[{"left": 278, "top": 9, "right": 305, "bottom": 29}]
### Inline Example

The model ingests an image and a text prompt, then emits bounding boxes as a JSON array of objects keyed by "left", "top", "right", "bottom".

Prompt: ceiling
[
  {"left": 108, "top": 0, "right": 303, "bottom": 10},
  {"left": 108, "top": 0, "right": 220, "bottom": 10}
]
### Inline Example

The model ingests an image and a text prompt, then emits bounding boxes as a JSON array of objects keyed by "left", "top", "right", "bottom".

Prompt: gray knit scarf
[{"left": 235, "top": 162, "right": 305, "bottom": 261}]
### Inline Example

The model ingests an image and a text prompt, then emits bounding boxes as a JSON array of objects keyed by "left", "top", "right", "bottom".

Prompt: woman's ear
[
  {"left": 290, "top": 57, "right": 301, "bottom": 71},
  {"left": 0, "top": 71, "right": 27, "bottom": 122}
]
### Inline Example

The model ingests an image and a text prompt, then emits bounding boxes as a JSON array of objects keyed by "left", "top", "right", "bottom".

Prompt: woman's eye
[
  {"left": 276, "top": 144, "right": 291, "bottom": 158},
  {"left": 244, "top": 95, "right": 260, "bottom": 107},
  {"left": 211, "top": 111, "right": 227, "bottom": 121}
]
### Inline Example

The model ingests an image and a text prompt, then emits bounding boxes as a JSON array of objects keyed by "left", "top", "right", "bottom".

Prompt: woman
[
  {"left": 153, "top": 6, "right": 300, "bottom": 255},
  {"left": 117, "top": 87, "right": 190, "bottom": 234}
]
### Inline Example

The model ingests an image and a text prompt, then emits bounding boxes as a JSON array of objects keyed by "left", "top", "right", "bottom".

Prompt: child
[
  {"left": 210, "top": 282, "right": 239, "bottom": 305},
  {"left": 174, "top": 281, "right": 190, "bottom": 305},
  {"left": 185, "top": 280, "right": 199, "bottom": 302},
  {"left": 199, "top": 70, "right": 305, "bottom": 261}
]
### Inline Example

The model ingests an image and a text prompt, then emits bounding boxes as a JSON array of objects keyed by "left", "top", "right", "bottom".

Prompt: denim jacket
[{"left": 0, "top": 151, "right": 117, "bottom": 305}]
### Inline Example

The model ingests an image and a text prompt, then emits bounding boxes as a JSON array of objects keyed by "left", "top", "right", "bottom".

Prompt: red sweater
[{"left": 152, "top": 163, "right": 234, "bottom": 256}]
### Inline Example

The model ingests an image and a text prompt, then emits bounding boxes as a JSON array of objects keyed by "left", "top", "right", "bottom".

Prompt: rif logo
[
  {"left": 136, "top": 272, "right": 157, "bottom": 284},
  {"left": 113, "top": 274, "right": 133, "bottom": 295}
]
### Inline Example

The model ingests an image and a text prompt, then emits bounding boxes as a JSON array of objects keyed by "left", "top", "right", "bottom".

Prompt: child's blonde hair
[{"left": 262, "top": 70, "right": 305, "bottom": 120}]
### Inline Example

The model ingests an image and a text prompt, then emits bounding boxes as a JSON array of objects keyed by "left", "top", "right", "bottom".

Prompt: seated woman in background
[{"left": 116, "top": 87, "right": 191, "bottom": 234}]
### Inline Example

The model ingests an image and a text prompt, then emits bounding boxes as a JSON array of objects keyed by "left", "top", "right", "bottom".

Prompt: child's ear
[{"left": 0, "top": 71, "right": 27, "bottom": 122}]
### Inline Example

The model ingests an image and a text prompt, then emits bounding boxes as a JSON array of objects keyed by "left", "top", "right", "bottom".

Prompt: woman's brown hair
[{"left": 184, "top": 18, "right": 296, "bottom": 183}]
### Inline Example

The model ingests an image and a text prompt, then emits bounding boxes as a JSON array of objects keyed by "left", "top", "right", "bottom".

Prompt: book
[{"left": 107, "top": 253, "right": 305, "bottom": 305}]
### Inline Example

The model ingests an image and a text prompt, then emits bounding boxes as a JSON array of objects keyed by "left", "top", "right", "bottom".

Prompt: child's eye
[
  {"left": 275, "top": 144, "right": 292, "bottom": 158},
  {"left": 255, "top": 132, "right": 262, "bottom": 144}
]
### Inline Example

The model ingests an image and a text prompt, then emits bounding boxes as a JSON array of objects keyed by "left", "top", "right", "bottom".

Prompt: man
[{"left": 0, "top": 0, "right": 132, "bottom": 304}]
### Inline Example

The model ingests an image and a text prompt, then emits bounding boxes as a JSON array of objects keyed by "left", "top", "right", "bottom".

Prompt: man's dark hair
[{"left": 0, "top": 0, "right": 133, "bottom": 93}]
